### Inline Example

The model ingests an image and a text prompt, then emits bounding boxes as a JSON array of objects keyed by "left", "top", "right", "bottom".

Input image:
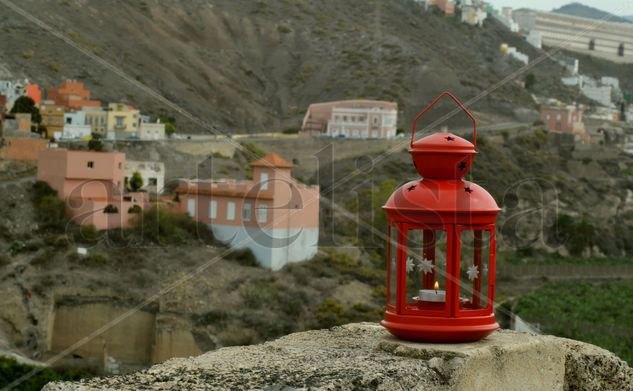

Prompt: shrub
[
  {"left": 128, "top": 171, "right": 143, "bottom": 192},
  {"left": 31, "top": 181, "right": 66, "bottom": 229},
  {"left": 128, "top": 205, "right": 142, "bottom": 214},
  {"left": 315, "top": 298, "right": 345, "bottom": 328},
  {"left": 0, "top": 356, "right": 93, "bottom": 390},
  {"left": 103, "top": 204, "right": 118, "bottom": 214},
  {"left": 226, "top": 248, "right": 259, "bottom": 267},
  {"left": 134, "top": 205, "right": 214, "bottom": 245}
]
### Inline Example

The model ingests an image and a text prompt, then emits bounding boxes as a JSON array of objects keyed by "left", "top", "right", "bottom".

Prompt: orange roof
[{"left": 250, "top": 152, "right": 294, "bottom": 168}]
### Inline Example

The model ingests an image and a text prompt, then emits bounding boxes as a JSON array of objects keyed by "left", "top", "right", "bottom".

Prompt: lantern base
[{"left": 381, "top": 311, "right": 499, "bottom": 343}]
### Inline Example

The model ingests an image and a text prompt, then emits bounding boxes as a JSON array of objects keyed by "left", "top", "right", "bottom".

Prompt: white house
[
  {"left": 125, "top": 160, "right": 165, "bottom": 193},
  {"left": 137, "top": 122, "right": 165, "bottom": 140}
]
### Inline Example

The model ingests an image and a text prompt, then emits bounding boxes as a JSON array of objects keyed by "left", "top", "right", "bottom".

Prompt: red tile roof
[{"left": 250, "top": 153, "right": 294, "bottom": 168}]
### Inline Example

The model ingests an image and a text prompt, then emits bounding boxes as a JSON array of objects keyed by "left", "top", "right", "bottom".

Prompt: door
[{"left": 187, "top": 198, "right": 196, "bottom": 218}]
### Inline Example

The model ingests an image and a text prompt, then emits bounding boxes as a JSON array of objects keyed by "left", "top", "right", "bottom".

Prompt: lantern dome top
[
  {"left": 383, "top": 179, "right": 500, "bottom": 225},
  {"left": 409, "top": 133, "right": 477, "bottom": 179}
]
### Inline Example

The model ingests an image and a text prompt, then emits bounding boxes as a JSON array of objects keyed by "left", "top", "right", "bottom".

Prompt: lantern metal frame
[{"left": 381, "top": 92, "right": 501, "bottom": 343}]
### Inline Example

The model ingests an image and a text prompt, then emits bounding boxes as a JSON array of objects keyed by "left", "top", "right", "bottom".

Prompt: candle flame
[{"left": 434, "top": 281, "right": 439, "bottom": 290}]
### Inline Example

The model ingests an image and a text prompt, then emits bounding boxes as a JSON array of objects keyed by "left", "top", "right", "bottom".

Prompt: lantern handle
[{"left": 410, "top": 91, "right": 477, "bottom": 149}]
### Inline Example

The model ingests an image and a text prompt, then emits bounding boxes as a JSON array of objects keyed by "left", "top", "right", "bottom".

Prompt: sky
[{"left": 485, "top": 0, "right": 633, "bottom": 15}]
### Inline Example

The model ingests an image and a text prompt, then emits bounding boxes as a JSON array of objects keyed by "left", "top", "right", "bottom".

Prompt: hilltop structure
[
  {"left": 175, "top": 153, "right": 319, "bottom": 270},
  {"left": 37, "top": 149, "right": 148, "bottom": 230},
  {"left": 513, "top": 9, "right": 633, "bottom": 63},
  {"left": 540, "top": 104, "right": 590, "bottom": 143},
  {"left": 301, "top": 100, "right": 398, "bottom": 139}
]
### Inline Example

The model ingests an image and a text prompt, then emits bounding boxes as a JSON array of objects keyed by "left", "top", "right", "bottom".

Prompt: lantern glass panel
[
  {"left": 458, "top": 229, "right": 491, "bottom": 311},
  {"left": 387, "top": 223, "right": 398, "bottom": 308},
  {"left": 405, "top": 228, "right": 448, "bottom": 312}
]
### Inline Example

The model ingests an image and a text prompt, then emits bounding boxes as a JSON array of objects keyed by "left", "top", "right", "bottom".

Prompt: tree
[
  {"left": 159, "top": 115, "right": 176, "bottom": 136},
  {"left": 129, "top": 171, "right": 144, "bottom": 192},
  {"left": 88, "top": 134, "right": 103, "bottom": 151},
  {"left": 10, "top": 96, "right": 41, "bottom": 125},
  {"left": 525, "top": 73, "right": 536, "bottom": 91}
]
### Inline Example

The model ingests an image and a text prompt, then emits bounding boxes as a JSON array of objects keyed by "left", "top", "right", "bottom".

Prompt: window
[
  {"left": 260, "top": 172, "right": 269, "bottom": 190},
  {"left": 556, "top": 113, "right": 561, "bottom": 120},
  {"left": 618, "top": 43, "right": 625, "bottom": 57},
  {"left": 227, "top": 201, "right": 236, "bottom": 221},
  {"left": 458, "top": 229, "right": 492, "bottom": 312},
  {"left": 87, "top": 161, "right": 94, "bottom": 168},
  {"left": 66, "top": 117, "right": 72, "bottom": 124},
  {"left": 343, "top": 116, "right": 348, "bottom": 122},
  {"left": 187, "top": 198, "right": 196, "bottom": 217},
  {"left": 589, "top": 39, "right": 595, "bottom": 51},
  {"left": 209, "top": 200, "right": 217, "bottom": 219},
  {"left": 118, "top": 162, "right": 122, "bottom": 169},
  {"left": 148, "top": 178, "right": 157, "bottom": 186},
  {"left": 404, "top": 228, "right": 449, "bottom": 314},
  {"left": 243, "top": 202, "right": 252, "bottom": 222},
  {"left": 546, "top": 114, "right": 551, "bottom": 120},
  {"left": 257, "top": 204, "right": 268, "bottom": 223}
]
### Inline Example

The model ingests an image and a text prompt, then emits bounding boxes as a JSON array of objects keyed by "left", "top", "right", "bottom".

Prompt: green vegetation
[
  {"left": 0, "top": 356, "right": 92, "bottom": 391},
  {"left": 159, "top": 115, "right": 176, "bottom": 136},
  {"left": 128, "top": 171, "right": 143, "bottom": 192},
  {"left": 514, "top": 281, "right": 633, "bottom": 364},
  {"left": 553, "top": 214, "right": 596, "bottom": 256},
  {"left": 87, "top": 135, "right": 103, "bottom": 152},
  {"left": 103, "top": 204, "right": 118, "bottom": 214},
  {"left": 132, "top": 205, "right": 214, "bottom": 245},
  {"left": 31, "top": 181, "right": 66, "bottom": 230},
  {"left": 127, "top": 205, "right": 142, "bottom": 214},
  {"left": 10, "top": 96, "right": 41, "bottom": 125}
]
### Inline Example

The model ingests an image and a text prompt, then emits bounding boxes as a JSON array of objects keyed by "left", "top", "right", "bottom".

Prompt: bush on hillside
[
  {"left": 134, "top": 205, "right": 214, "bottom": 245},
  {"left": 31, "top": 181, "right": 66, "bottom": 230}
]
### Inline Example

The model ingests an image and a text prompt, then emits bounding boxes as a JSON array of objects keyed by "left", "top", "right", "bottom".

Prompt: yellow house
[
  {"left": 106, "top": 103, "right": 140, "bottom": 135},
  {"left": 40, "top": 103, "right": 65, "bottom": 139}
]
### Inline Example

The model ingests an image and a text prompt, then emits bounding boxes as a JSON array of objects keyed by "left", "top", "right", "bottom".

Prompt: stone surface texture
[{"left": 44, "top": 323, "right": 633, "bottom": 391}]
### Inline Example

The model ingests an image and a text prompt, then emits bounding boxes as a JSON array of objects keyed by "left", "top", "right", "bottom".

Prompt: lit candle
[{"left": 418, "top": 281, "right": 446, "bottom": 303}]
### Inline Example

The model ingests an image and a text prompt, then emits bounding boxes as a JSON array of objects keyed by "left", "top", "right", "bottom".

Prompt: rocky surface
[{"left": 44, "top": 323, "right": 633, "bottom": 391}]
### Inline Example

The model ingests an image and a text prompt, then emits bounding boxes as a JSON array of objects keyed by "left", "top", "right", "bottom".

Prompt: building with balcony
[
  {"left": 47, "top": 80, "right": 101, "bottom": 110},
  {"left": 301, "top": 100, "right": 398, "bottom": 139},
  {"left": 40, "top": 102, "right": 65, "bottom": 139},
  {"left": 37, "top": 149, "right": 147, "bottom": 230},
  {"left": 84, "top": 106, "right": 108, "bottom": 136},
  {"left": 106, "top": 103, "right": 140, "bottom": 138},
  {"left": 175, "top": 153, "right": 320, "bottom": 270}
]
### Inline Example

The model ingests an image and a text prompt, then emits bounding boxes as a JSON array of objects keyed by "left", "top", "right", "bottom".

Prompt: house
[
  {"left": 40, "top": 102, "right": 65, "bottom": 139},
  {"left": 301, "top": 100, "right": 398, "bottom": 139},
  {"left": 137, "top": 122, "right": 165, "bottom": 140},
  {"left": 540, "top": 105, "right": 590, "bottom": 143},
  {"left": 83, "top": 106, "right": 108, "bottom": 136},
  {"left": 125, "top": 160, "right": 165, "bottom": 194},
  {"left": 106, "top": 103, "right": 140, "bottom": 139},
  {"left": 0, "top": 79, "right": 42, "bottom": 110},
  {"left": 461, "top": 3, "right": 487, "bottom": 27},
  {"left": 37, "top": 149, "right": 147, "bottom": 230},
  {"left": 47, "top": 80, "right": 101, "bottom": 110},
  {"left": 175, "top": 153, "right": 320, "bottom": 270},
  {"left": 56, "top": 111, "right": 91, "bottom": 140},
  {"left": 425, "top": 0, "right": 455, "bottom": 15}
]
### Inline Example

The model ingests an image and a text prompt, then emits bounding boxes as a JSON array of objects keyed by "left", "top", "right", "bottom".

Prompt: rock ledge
[{"left": 44, "top": 323, "right": 632, "bottom": 390}]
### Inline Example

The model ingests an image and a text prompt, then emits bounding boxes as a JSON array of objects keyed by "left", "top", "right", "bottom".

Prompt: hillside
[
  {"left": 553, "top": 2, "right": 633, "bottom": 24},
  {"left": 0, "top": 0, "right": 576, "bottom": 133}
]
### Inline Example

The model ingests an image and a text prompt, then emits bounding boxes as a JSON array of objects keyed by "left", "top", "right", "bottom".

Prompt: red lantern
[{"left": 381, "top": 92, "right": 501, "bottom": 342}]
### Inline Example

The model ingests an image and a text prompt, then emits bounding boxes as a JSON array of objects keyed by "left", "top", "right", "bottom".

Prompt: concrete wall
[{"left": 0, "top": 137, "right": 49, "bottom": 161}]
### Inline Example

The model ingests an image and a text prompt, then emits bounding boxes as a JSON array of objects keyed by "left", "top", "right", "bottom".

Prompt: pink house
[
  {"left": 540, "top": 105, "right": 590, "bottom": 143},
  {"left": 176, "top": 153, "right": 320, "bottom": 270},
  {"left": 37, "top": 149, "right": 148, "bottom": 230},
  {"left": 300, "top": 100, "right": 398, "bottom": 139}
]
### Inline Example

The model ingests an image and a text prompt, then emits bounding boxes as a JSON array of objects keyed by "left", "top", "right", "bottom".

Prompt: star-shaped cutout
[
  {"left": 417, "top": 258, "right": 434, "bottom": 274},
  {"left": 406, "top": 257, "right": 415, "bottom": 273},
  {"left": 407, "top": 185, "right": 416, "bottom": 192},
  {"left": 445, "top": 136, "right": 455, "bottom": 141},
  {"left": 464, "top": 187, "right": 473, "bottom": 193},
  {"left": 467, "top": 265, "right": 479, "bottom": 281},
  {"left": 458, "top": 161, "right": 467, "bottom": 170}
]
